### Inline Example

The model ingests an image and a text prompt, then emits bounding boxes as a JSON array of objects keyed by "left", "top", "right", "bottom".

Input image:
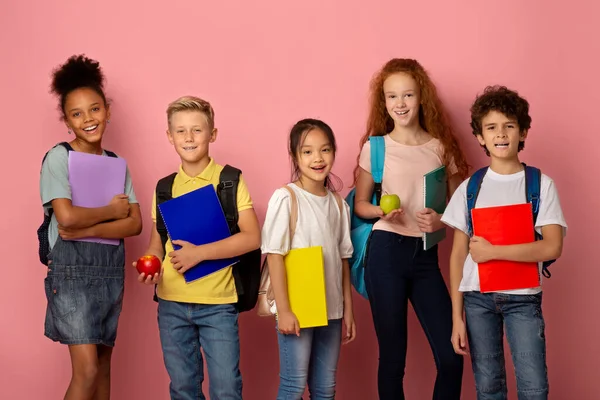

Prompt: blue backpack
[
  {"left": 346, "top": 136, "right": 385, "bottom": 298},
  {"left": 465, "top": 163, "right": 555, "bottom": 278}
]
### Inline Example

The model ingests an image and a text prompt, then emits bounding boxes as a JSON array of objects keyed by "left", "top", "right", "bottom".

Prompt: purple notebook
[{"left": 68, "top": 151, "right": 127, "bottom": 245}]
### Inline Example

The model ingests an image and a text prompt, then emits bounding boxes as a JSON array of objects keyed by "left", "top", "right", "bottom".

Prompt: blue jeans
[
  {"left": 464, "top": 291, "right": 548, "bottom": 400},
  {"left": 157, "top": 299, "right": 242, "bottom": 400},
  {"left": 365, "top": 230, "right": 463, "bottom": 400},
  {"left": 276, "top": 319, "right": 342, "bottom": 400}
]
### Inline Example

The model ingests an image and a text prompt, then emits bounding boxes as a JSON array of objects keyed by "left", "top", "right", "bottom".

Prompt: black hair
[
  {"left": 289, "top": 118, "right": 342, "bottom": 192},
  {"left": 470, "top": 85, "right": 531, "bottom": 156},
  {"left": 50, "top": 54, "right": 107, "bottom": 118}
]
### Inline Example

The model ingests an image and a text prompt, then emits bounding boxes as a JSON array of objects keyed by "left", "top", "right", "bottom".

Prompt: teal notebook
[{"left": 423, "top": 165, "right": 447, "bottom": 250}]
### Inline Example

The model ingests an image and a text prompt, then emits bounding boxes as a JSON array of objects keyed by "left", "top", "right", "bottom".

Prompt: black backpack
[
  {"left": 154, "top": 165, "right": 262, "bottom": 312},
  {"left": 37, "top": 142, "right": 118, "bottom": 266}
]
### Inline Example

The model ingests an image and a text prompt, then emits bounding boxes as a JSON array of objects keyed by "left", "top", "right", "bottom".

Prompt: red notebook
[{"left": 471, "top": 203, "right": 540, "bottom": 292}]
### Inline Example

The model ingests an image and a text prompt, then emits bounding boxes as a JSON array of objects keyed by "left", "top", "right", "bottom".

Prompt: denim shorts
[{"left": 44, "top": 237, "right": 125, "bottom": 347}]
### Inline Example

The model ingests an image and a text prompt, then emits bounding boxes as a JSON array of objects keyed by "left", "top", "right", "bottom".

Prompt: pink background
[{"left": 1, "top": 0, "right": 599, "bottom": 398}]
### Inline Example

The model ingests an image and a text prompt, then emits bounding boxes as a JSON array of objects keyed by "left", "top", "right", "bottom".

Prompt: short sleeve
[
  {"left": 260, "top": 188, "right": 293, "bottom": 256},
  {"left": 535, "top": 176, "right": 567, "bottom": 236},
  {"left": 338, "top": 199, "right": 354, "bottom": 259},
  {"left": 358, "top": 141, "right": 371, "bottom": 173},
  {"left": 236, "top": 174, "right": 253, "bottom": 212},
  {"left": 40, "top": 145, "right": 71, "bottom": 211},
  {"left": 124, "top": 165, "right": 138, "bottom": 204},
  {"left": 440, "top": 180, "right": 469, "bottom": 235}
]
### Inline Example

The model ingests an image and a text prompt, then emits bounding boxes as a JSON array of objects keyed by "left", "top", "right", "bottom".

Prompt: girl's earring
[
  {"left": 67, "top": 130, "right": 72, "bottom": 134},
  {"left": 107, "top": 120, "right": 110, "bottom": 124}
]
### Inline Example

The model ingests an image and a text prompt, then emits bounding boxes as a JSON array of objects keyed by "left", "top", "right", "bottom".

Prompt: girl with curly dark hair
[{"left": 39, "top": 54, "right": 142, "bottom": 400}]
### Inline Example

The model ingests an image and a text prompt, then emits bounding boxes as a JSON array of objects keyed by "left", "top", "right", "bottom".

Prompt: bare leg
[
  {"left": 93, "top": 345, "right": 113, "bottom": 400},
  {"left": 64, "top": 344, "right": 99, "bottom": 400}
]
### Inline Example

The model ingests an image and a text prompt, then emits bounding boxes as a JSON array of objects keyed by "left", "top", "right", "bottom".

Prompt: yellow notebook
[{"left": 284, "top": 246, "right": 328, "bottom": 328}]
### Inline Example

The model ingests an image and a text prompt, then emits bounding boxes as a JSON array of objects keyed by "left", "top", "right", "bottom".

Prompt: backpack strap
[
  {"left": 152, "top": 172, "right": 177, "bottom": 302},
  {"left": 369, "top": 136, "right": 385, "bottom": 205},
  {"left": 41, "top": 142, "right": 74, "bottom": 166},
  {"left": 155, "top": 173, "right": 178, "bottom": 252},
  {"left": 523, "top": 163, "right": 552, "bottom": 278},
  {"left": 258, "top": 185, "right": 298, "bottom": 305},
  {"left": 332, "top": 191, "right": 343, "bottom": 214},
  {"left": 523, "top": 164, "right": 541, "bottom": 226},
  {"left": 282, "top": 186, "right": 298, "bottom": 240},
  {"left": 465, "top": 166, "right": 489, "bottom": 237},
  {"left": 218, "top": 165, "right": 241, "bottom": 235},
  {"left": 42, "top": 142, "right": 118, "bottom": 163}
]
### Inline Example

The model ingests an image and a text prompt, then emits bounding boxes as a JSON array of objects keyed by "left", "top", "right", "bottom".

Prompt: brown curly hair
[
  {"left": 353, "top": 58, "right": 469, "bottom": 183},
  {"left": 470, "top": 85, "right": 531, "bottom": 156}
]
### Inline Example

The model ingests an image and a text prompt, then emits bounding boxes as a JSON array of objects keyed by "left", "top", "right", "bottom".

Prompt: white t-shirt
[
  {"left": 441, "top": 167, "right": 567, "bottom": 295},
  {"left": 260, "top": 183, "right": 354, "bottom": 320}
]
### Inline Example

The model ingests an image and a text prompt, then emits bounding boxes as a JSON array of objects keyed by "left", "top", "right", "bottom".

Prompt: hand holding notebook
[
  {"left": 422, "top": 165, "right": 447, "bottom": 250},
  {"left": 158, "top": 184, "right": 238, "bottom": 283}
]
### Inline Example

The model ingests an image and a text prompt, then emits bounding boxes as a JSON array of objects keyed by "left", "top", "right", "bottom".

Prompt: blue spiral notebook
[{"left": 158, "top": 184, "right": 238, "bottom": 283}]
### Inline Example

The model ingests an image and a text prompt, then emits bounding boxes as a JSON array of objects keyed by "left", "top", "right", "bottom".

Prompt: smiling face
[
  {"left": 383, "top": 72, "right": 421, "bottom": 129},
  {"left": 63, "top": 87, "right": 110, "bottom": 145},
  {"left": 167, "top": 110, "right": 216, "bottom": 165},
  {"left": 477, "top": 110, "right": 527, "bottom": 161},
  {"left": 294, "top": 128, "right": 335, "bottom": 186}
]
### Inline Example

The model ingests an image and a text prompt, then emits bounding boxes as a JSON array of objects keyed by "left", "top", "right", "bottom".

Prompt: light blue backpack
[{"left": 345, "top": 136, "right": 385, "bottom": 299}]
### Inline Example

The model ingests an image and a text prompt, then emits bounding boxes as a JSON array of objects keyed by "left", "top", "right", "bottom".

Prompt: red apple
[{"left": 136, "top": 255, "right": 161, "bottom": 276}]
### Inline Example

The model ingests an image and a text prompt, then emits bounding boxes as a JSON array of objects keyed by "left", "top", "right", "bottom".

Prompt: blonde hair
[{"left": 166, "top": 95, "right": 215, "bottom": 129}]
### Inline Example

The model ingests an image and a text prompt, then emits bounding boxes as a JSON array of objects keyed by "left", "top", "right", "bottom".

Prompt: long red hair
[{"left": 353, "top": 58, "right": 469, "bottom": 182}]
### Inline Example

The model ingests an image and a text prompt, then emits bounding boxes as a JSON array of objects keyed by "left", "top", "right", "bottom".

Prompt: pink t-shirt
[{"left": 359, "top": 134, "right": 457, "bottom": 237}]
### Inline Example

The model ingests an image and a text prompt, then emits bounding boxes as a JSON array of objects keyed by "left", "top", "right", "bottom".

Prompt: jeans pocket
[{"left": 45, "top": 275, "right": 76, "bottom": 320}]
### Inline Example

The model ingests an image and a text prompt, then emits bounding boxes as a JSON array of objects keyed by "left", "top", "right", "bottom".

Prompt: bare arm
[
  {"left": 354, "top": 167, "right": 384, "bottom": 220},
  {"left": 485, "top": 224, "right": 563, "bottom": 262},
  {"left": 57, "top": 203, "right": 142, "bottom": 240},
  {"left": 450, "top": 228, "right": 470, "bottom": 355},
  {"left": 192, "top": 208, "right": 261, "bottom": 261},
  {"left": 267, "top": 253, "right": 292, "bottom": 314},
  {"left": 168, "top": 208, "right": 262, "bottom": 272},
  {"left": 448, "top": 173, "right": 462, "bottom": 199},
  {"left": 51, "top": 195, "right": 129, "bottom": 229},
  {"left": 342, "top": 258, "right": 353, "bottom": 310},
  {"left": 341, "top": 257, "right": 357, "bottom": 343},
  {"left": 84, "top": 204, "right": 142, "bottom": 239},
  {"left": 144, "top": 222, "right": 166, "bottom": 261},
  {"left": 134, "top": 222, "right": 166, "bottom": 285},
  {"left": 450, "top": 229, "right": 469, "bottom": 322},
  {"left": 267, "top": 252, "right": 301, "bottom": 336}
]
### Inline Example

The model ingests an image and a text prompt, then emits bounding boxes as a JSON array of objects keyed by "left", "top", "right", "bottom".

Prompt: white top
[
  {"left": 260, "top": 183, "right": 354, "bottom": 319},
  {"left": 441, "top": 168, "right": 567, "bottom": 295}
]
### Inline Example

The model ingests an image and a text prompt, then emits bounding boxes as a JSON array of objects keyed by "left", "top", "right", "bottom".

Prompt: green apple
[{"left": 380, "top": 194, "right": 401, "bottom": 214}]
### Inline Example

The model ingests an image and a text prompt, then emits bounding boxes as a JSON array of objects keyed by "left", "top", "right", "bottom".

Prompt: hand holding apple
[
  {"left": 134, "top": 255, "right": 162, "bottom": 285},
  {"left": 380, "top": 194, "right": 401, "bottom": 214}
]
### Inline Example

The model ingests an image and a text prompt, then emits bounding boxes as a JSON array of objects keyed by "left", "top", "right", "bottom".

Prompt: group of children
[{"left": 39, "top": 54, "right": 566, "bottom": 400}]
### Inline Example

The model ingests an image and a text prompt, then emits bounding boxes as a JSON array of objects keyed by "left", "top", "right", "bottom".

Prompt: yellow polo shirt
[{"left": 151, "top": 158, "right": 253, "bottom": 304}]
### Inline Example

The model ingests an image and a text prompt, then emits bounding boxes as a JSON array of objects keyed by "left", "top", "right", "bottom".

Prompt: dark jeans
[{"left": 365, "top": 230, "right": 463, "bottom": 400}]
